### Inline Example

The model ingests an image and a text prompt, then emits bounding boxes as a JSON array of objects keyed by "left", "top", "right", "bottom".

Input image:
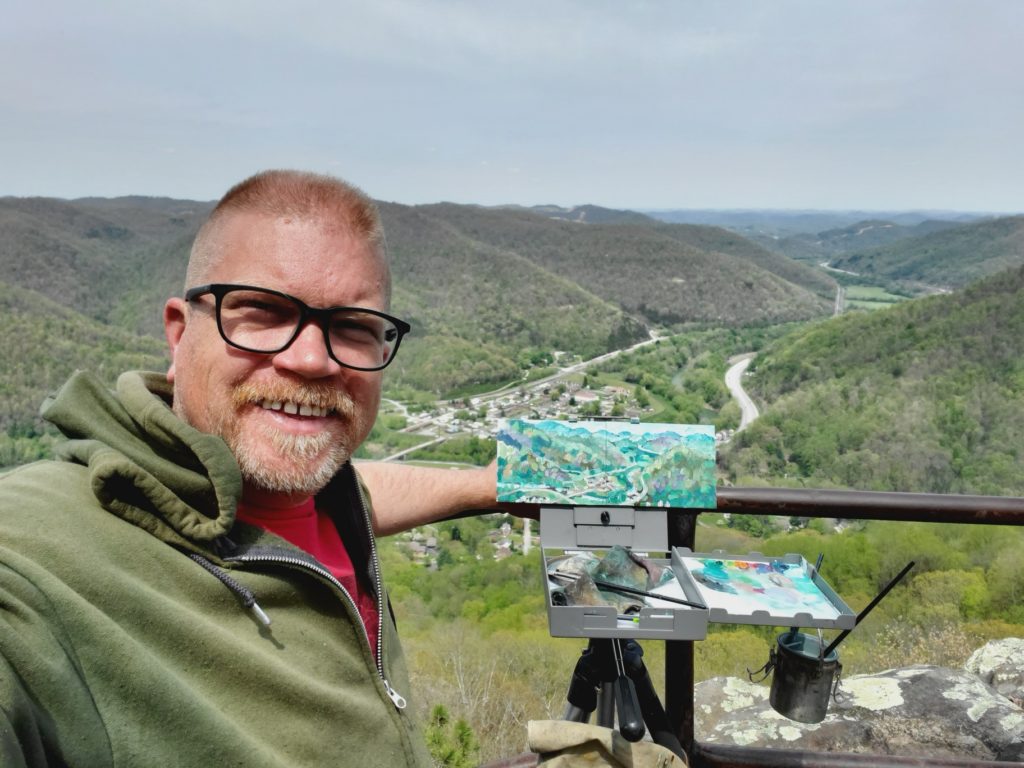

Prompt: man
[{"left": 0, "top": 170, "right": 496, "bottom": 767}]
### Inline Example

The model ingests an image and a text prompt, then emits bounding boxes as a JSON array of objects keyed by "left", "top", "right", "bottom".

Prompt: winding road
[
  {"left": 724, "top": 354, "right": 759, "bottom": 431},
  {"left": 380, "top": 338, "right": 761, "bottom": 461}
]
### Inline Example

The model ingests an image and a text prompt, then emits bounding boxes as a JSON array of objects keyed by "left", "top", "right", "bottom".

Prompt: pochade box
[
  {"left": 540, "top": 505, "right": 710, "bottom": 640},
  {"left": 669, "top": 549, "right": 856, "bottom": 630},
  {"left": 497, "top": 418, "right": 719, "bottom": 641}
]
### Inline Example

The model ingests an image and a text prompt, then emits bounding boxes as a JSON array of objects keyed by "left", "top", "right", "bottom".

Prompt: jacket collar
[{"left": 43, "top": 370, "right": 242, "bottom": 549}]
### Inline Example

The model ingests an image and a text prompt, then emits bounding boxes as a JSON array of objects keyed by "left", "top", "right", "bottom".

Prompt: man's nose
[{"left": 271, "top": 321, "right": 341, "bottom": 378}]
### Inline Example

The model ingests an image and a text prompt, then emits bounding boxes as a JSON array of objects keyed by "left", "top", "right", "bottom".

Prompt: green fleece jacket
[{"left": 0, "top": 370, "right": 431, "bottom": 767}]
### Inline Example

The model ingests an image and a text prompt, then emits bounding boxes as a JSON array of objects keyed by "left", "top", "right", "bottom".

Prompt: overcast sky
[{"left": 2, "top": 1, "right": 1021, "bottom": 212}]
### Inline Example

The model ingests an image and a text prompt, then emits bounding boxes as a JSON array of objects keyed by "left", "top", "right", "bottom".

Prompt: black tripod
[{"left": 563, "top": 637, "right": 686, "bottom": 760}]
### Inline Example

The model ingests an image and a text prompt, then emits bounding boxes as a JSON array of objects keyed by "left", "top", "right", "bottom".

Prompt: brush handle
[
  {"left": 593, "top": 579, "right": 706, "bottom": 610},
  {"left": 823, "top": 560, "right": 915, "bottom": 658}
]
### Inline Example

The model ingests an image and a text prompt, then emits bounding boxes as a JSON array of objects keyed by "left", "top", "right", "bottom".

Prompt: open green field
[{"left": 845, "top": 285, "right": 908, "bottom": 310}]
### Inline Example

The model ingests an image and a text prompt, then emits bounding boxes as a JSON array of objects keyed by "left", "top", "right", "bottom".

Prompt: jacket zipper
[{"left": 227, "top": 530, "right": 407, "bottom": 710}]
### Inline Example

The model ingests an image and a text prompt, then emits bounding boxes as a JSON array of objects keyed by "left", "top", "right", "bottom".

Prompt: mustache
[{"left": 232, "top": 381, "right": 356, "bottom": 418}]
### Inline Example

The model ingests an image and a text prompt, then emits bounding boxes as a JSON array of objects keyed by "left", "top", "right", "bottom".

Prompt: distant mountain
[
  {"left": 0, "top": 196, "right": 208, "bottom": 336},
  {"left": 405, "top": 203, "right": 831, "bottom": 327},
  {"left": 523, "top": 204, "right": 657, "bottom": 225},
  {"left": 827, "top": 215, "right": 1024, "bottom": 288},
  {"left": 376, "top": 202, "right": 646, "bottom": 393},
  {"left": 643, "top": 209, "right": 993, "bottom": 238},
  {"left": 650, "top": 222, "right": 836, "bottom": 298},
  {"left": 0, "top": 194, "right": 833, "bottom": 407},
  {"left": 761, "top": 218, "right": 967, "bottom": 264}
]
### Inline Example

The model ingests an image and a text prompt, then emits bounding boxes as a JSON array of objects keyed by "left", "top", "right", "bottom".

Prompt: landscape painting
[{"left": 496, "top": 419, "right": 716, "bottom": 508}]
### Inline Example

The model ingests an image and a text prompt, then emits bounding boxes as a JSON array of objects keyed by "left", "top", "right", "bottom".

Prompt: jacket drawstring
[{"left": 188, "top": 553, "right": 272, "bottom": 628}]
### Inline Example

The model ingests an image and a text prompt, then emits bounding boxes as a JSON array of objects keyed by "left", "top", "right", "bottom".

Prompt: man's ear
[{"left": 163, "top": 297, "right": 187, "bottom": 383}]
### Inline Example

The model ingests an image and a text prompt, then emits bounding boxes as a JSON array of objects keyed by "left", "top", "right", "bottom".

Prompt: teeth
[{"left": 258, "top": 399, "right": 330, "bottom": 417}]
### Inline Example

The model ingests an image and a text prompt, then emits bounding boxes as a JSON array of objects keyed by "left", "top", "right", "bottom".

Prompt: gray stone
[
  {"left": 965, "top": 637, "right": 1024, "bottom": 708},
  {"left": 695, "top": 665, "right": 1024, "bottom": 761}
]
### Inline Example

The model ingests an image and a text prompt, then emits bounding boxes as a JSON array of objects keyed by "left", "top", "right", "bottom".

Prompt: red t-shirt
[{"left": 236, "top": 497, "right": 379, "bottom": 660}]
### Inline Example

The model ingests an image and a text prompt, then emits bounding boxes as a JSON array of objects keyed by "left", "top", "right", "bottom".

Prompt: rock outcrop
[
  {"left": 695, "top": 640, "right": 1024, "bottom": 762},
  {"left": 966, "top": 637, "right": 1024, "bottom": 709}
]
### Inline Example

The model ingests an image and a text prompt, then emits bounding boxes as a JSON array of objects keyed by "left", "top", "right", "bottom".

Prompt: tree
[
  {"left": 424, "top": 705, "right": 480, "bottom": 768},
  {"left": 634, "top": 386, "right": 650, "bottom": 409},
  {"left": 727, "top": 513, "right": 778, "bottom": 538}
]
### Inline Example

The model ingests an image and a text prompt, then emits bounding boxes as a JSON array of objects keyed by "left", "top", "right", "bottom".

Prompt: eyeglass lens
[{"left": 218, "top": 288, "right": 398, "bottom": 369}]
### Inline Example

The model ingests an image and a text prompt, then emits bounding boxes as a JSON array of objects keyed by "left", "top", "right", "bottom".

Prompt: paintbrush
[
  {"left": 592, "top": 579, "right": 707, "bottom": 610},
  {"left": 822, "top": 560, "right": 915, "bottom": 658},
  {"left": 549, "top": 571, "right": 706, "bottom": 610}
]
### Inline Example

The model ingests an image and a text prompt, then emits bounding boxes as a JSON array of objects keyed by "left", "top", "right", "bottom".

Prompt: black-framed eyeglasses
[{"left": 184, "top": 283, "right": 411, "bottom": 372}]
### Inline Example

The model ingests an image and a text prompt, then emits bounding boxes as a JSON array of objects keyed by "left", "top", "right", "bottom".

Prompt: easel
[{"left": 538, "top": 502, "right": 705, "bottom": 761}]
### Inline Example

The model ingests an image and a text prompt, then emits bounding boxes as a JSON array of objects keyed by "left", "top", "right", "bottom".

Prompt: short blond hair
[{"left": 186, "top": 169, "right": 390, "bottom": 301}]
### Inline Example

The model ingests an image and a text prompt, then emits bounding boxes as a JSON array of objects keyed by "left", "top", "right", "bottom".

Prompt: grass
[{"left": 845, "top": 286, "right": 907, "bottom": 304}]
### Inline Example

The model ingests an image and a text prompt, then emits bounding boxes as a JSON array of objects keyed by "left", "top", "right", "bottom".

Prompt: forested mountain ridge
[
  {"left": 0, "top": 196, "right": 210, "bottom": 337},
  {"left": 374, "top": 202, "right": 646, "bottom": 393},
  {"left": 0, "top": 195, "right": 831, "bottom": 395},
  {"left": 761, "top": 218, "right": 966, "bottom": 264},
  {"left": 650, "top": 221, "right": 836, "bottom": 298},
  {"left": 721, "top": 262, "right": 1024, "bottom": 495},
  {"left": 524, "top": 203, "right": 656, "bottom": 224},
  {"left": 0, "top": 279, "right": 168, "bottom": 466},
  {"left": 404, "top": 202, "right": 832, "bottom": 324},
  {"left": 829, "top": 215, "right": 1024, "bottom": 288},
  {"left": 643, "top": 208, "right": 986, "bottom": 236}
]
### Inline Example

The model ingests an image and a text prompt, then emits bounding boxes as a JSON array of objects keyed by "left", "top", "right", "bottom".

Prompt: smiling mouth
[{"left": 257, "top": 399, "right": 334, "bottom": 418}]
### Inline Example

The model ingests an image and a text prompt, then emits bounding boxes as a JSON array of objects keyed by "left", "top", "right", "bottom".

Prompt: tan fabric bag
[{"left": 527, "top": 721, "right": 686, "bottom": 767}]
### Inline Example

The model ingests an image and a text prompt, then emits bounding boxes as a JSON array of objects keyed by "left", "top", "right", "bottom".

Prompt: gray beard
[
  {"left": 172, "top": 390, "right": 358, "bottom": 498},
  {"left": 230, "top": 426, "right": 351, "bottom": 496}
]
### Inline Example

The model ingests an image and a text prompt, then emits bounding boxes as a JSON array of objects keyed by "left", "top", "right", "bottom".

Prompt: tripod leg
[
  {"left": 563, "top": 639, "right": 606, "bottom": 722},
  {"left": 620, "top": 640, "right": 686, "bottom": 760},
  {"left": 633, "top": 668, "right": 685, "bottom": 758},
  {"left": 596, "top": 684, "right": 616, "bottom": 728}
]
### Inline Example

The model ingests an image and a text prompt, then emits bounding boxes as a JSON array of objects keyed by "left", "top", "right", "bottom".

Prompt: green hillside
[
  {"left": 830, "top": 215, "right": 1024, "bottom": 288},
  {"left": 652, "top": 222, "right": 836, "bottom": 298},
  {"left": 0, "top": 196, "right": 208, "bottom": 333},
  {"left": 762, "top": 218, "right": 965, "bottom": 264},
  {"left": 0, "top": 280, "right": 168, "bottom": 466},
  {"left": 721, "top": 263, "right": 1024, "bottom": 495},
  {"left": 0, "top": 195, "right": 831, "bottom": 401},
  {"left": 410, "top": 203, "right": 831, "bottom": 326},
  {"left": 378, "top": 202, "right": 646, "bottom": 393}
]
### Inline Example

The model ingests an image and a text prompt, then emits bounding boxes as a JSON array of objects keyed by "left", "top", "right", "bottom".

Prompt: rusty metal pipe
[
  {"left": 693, "top": 742, "right": 1021, "bottom": 768},
  {"left": 716, "top": 487, "right": 1024, "bottom": 525}
]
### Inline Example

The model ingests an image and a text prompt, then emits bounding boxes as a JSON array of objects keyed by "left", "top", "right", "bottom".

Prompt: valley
[{"left": 3, "top": 194, "right": 1024, "bottom": 764}]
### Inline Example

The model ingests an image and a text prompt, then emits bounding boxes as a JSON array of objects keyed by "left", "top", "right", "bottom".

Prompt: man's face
[{"left": 164, "top": 210, "right": 387, "bottom": 504}]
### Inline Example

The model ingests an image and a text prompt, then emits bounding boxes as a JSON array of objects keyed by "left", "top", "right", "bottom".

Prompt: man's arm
[{"left": 354, "top": 461, "right": 500, "bottom": 537}]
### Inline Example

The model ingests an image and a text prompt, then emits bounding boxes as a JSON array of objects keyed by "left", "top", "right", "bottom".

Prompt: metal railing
[
  {"left": 483, "top": 487, "right": 1024, "bottom": 767},
  {"left": 663, "top": 487, "right": 1024, "bottom": 768}
]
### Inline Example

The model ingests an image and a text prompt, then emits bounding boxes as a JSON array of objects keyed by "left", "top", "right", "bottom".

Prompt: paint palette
[{"left": 670, "top": 549, "right": 856, "bottom": 629}]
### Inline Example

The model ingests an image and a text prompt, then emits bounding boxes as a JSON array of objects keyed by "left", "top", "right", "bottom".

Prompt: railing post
[{"left": 665, "top": 510, "right": 699, "bottom": 758}]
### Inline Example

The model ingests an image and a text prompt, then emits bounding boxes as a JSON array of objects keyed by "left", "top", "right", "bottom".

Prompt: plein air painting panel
[{"left": 496, "top": 418, "right": 716, "bottom": 508}]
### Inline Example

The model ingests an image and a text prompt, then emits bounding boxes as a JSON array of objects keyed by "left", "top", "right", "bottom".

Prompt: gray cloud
[{"left": 1, "top": 0, "right": 1021, "bottom": 211}]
